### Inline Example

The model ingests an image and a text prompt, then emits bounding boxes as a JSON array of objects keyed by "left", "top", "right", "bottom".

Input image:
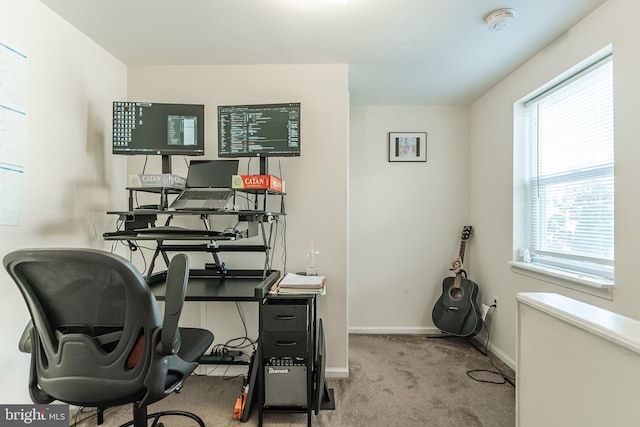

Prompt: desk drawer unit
[
  {"left": 262, "top": 303, "right": 308, "bottom": 331},
  {"left": 262, "top": 331, "right": 308, "bottom": 358},
  {"left": 262, "top": 301, "right": 309, "bottom": 359}
]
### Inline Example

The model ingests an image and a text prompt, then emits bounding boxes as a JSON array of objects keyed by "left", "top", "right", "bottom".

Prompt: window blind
[{"left": 523, "top": 57, "right": 614, "bottom": 279}]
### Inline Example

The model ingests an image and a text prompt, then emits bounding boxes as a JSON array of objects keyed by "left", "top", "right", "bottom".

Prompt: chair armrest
[
  {"left": 159, "top": 254, "right": 189, "bottom": 355},
  {"left": 18, "top": 322, "right": 54, "bottom": 404},
  {"left": 19, "top": 321, "right": 33, "bottom": 353}
]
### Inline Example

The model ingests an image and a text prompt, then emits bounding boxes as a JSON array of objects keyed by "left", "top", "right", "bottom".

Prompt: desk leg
[
  {"left": 145, "top": 241, "right": 172, "bottom": 280},
  {"left": 145, "top": 216, "right": 173, "bottom": 278},
  {"left": 242, "top": 348, "right": 259, "bottom": 423},
  {"left": 146, "top": 242, "right": 162, "bottom": 279}
]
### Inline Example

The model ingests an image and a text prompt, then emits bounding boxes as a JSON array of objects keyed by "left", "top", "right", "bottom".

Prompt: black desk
[
  {"left": 149, "top": 270, "right": 279, "bottom": 423},
  {"left": 149, "top": 270, "right": 278, "bottom": 301},
  {"left": 148, "top": 271, "right": 334, "bottom": 425}
]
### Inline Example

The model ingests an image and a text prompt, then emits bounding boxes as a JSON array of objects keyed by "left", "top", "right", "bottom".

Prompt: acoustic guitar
[{"left": 431, "top": 226, "right": 482, "bottom": 337}]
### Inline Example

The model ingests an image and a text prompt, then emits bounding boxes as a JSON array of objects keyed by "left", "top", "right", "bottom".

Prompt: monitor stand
[
  {"left": 162, "top": 155, "right": 172, "bottom": 174},
  {"left": 259, "top": 157, "right": 268, "bottom": 175},
  {"left": 157, "top": 155, "right": 174, "bottom": 210}
]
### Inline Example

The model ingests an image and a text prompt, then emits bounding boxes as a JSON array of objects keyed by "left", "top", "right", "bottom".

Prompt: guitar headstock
[{"left": 461, "top": 226, "right": 474, "bottom": 241}]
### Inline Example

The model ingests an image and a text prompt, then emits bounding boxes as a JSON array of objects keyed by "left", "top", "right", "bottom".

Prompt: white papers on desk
[
  {"left": 273, "top": 273, "right": 326, "bottom": 295},
  {"left": 280, "top": 273, "right": 325, "bottom": 286}
]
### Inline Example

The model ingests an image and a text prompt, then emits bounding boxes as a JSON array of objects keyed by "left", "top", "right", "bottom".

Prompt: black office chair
[{"left": 3, "top": 248, "right": 214, "bottom": 427}]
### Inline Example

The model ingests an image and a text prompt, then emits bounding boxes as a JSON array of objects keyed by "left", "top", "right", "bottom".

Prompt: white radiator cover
[{"left": 516, "top": 292, "right": 640, "bottom": 427}]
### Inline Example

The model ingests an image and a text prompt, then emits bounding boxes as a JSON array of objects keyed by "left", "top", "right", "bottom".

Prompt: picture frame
[{"left": 388, "top": 132, "right": 427, "bottom": 162}]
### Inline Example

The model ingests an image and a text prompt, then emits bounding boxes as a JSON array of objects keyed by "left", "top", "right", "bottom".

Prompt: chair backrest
[{"left": 4, "top": 248, "right": 165, "bottom": 407}]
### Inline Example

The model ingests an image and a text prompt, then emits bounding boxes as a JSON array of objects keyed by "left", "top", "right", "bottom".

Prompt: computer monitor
[
  {"left": 217, "top": 102, "right": 301, "bottom": 163},
  {"left": 112, "top": 101, "right": 205, "bottom": 173}
]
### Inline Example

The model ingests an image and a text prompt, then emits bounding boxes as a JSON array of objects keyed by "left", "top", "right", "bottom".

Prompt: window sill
[{"left": 509, "top": 261, "right": 613, "bottom": 300}]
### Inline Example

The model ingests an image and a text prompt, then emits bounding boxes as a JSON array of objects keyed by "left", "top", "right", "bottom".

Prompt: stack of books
[{"left": 272, "top": 273, "right": 326, "bottom": 295}]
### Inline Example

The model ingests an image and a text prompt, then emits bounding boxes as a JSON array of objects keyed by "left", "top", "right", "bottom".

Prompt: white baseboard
[
  {"left": 349, "top": 326, "right": 440, "bottom": 334},
  {"left": 326, "top": 367, "right": 349, "bottom": 378},
  {"left": 469, "top": 329, "right": 516, "bottom": 370},
  {"left": 479, "top": 338, "right": 516, "bottom": 370}
]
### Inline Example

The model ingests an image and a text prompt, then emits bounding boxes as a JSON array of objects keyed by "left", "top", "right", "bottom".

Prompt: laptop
[{"left": 169, "top": 159, "right": 239, "bottom": 210}]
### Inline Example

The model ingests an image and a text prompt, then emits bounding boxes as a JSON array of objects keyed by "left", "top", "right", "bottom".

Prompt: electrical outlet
[{"left": 492, "top": 296, "right": 498, "bottom": 310}]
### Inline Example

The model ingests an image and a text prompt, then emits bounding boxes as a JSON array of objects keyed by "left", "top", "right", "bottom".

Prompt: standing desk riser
[{"left": 104, "top": 186, "right": 284, "bottom": 281}]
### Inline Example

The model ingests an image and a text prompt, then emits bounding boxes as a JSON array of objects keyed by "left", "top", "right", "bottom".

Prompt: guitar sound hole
[{"left": 450, "top": 288, "right": 463, "bottom": 300}]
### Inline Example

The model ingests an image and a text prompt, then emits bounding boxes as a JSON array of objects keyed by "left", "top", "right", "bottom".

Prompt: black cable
[
  {"left": 265, "top": 219, "right": 278, "bottom": 273},
  {"left": 70, "top": 407, "right": 103, "bottom": 427},
  {"left": 279, "top": 217, "right": 288, "bottom": 274},
  {"left": 120, "top": 241, "right": 152, "bottom": 275},
  {"left": 207, "top": 301, "right": 257, "bottom": 360},
  {"left": 109, "top": 218, "right": 125, "bottom": 254},
  {"left": 226, "top": 301, "right": 257, "bottom": 351},
  {"left": 466, "top": 305, "right": 516, "bottom": 387}
]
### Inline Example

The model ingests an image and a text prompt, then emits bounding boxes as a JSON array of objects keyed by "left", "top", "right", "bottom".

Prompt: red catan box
[{"left": 232, "top": 175, "right": 284, "bottom": 192}]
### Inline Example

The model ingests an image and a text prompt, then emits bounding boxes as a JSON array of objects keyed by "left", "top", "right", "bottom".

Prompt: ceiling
[{"left": 38, "top": 0, "right": 607, "bottom": 105}]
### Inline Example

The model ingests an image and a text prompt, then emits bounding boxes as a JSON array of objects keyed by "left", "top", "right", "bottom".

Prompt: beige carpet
[{"left": 71, "top": 334, "right": 515, "bottom": 427}]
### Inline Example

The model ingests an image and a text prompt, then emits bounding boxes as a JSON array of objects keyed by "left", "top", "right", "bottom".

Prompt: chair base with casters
[
  {"left": 5, "top": 249, "right": 214, "bottom": 427},
  {"left": 120, "top": 410, "right": 204, "bottom": 427},
  {"left": 103, "top": 327, "right": 213, "bottom": 427}
]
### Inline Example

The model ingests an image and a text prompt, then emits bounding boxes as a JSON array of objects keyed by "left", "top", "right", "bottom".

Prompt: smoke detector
[{"left": 485, "top": 8, "right": 516, "bottom": 31}]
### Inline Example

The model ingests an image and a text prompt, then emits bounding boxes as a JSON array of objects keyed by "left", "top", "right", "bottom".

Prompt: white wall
[
  {"left": 124, "top": 64, "right": 350, "bottom": 375},
  {"left": 469, "top": 0, "right": 640, "bottom": 366},
  {"left": 349, "top": 105, "right": 470, "bottom": 332},
  {"left": 0, "top": 0, "right": 127, "bottom": 403}
]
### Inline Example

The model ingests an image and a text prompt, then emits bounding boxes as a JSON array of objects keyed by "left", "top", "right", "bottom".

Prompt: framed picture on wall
[{"left": 388, "top": 132, "right": 427, "bottom": 162}]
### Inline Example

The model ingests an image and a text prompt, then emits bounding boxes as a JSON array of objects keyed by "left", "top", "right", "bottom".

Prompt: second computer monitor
[{"left": 217, "top": 102, "right": 300, "bottom": 158}]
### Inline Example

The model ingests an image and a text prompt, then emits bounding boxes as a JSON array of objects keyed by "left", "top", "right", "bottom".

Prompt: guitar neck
[
  {"left": 451, "top": 226, "right": 473, "bottom": 279},
  {"left": 458, "top": 240, "right": 467, "bottom": 265}
]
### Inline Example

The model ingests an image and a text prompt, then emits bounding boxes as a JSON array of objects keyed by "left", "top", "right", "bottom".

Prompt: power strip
[{"left": 199, "top": 354, "right": 233, "bottom": 362}]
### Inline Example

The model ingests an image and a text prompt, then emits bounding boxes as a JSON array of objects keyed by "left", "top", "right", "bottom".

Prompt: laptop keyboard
[{"left": 180, "top": 189, "right": 232, "bottom": 201}]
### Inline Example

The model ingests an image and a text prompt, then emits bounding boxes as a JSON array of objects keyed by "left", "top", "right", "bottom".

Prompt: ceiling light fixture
[{"left": 485, "top": 8, "right": 516, "bottom": 31}]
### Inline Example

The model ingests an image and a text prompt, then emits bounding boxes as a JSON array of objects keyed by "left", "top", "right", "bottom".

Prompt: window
[{"left": 515, "top": 56, "right": 614, "bottom": 293}]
